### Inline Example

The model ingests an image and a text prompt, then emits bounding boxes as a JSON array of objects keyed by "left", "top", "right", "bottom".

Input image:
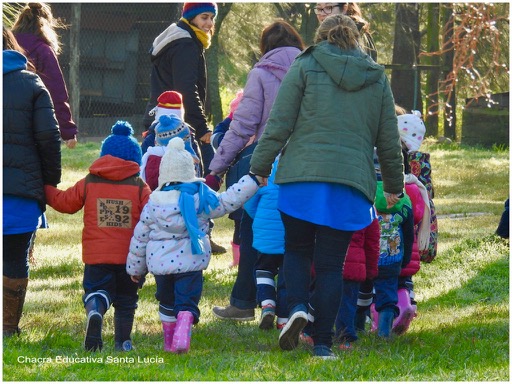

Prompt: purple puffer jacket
[
  {"left": 15, "top": 33, "right": 77, "bottom": 141},
  {"left": 208, "top": 46, "right": 301, "bottom": 175}
]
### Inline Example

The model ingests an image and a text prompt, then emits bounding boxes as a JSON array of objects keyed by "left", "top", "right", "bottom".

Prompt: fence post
[
  {"left": 442, "top": 4, "right": 456, "bottom": 139},
  {"left": 69, "top": 4, "right": 81, "bottom": 130}
]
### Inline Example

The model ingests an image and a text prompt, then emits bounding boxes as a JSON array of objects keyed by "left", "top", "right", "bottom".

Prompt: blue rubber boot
[{"left": 377, "top": 309, "right": 395, "bottom": 338}]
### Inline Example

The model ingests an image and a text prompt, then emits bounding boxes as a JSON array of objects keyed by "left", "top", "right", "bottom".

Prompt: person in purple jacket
[
  {"left": 210, "top": 20, "right": 305, "bottom": 322},
  {"left": 13, "top": 2, "right": 78, "bottom": 149}
]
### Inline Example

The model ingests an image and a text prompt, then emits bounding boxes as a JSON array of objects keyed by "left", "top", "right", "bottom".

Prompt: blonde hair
[
  {"left": 395, "top": 104, "right": 408, "bottom": 116},
  {"left": 12, "top": 3, "right": 67, "bottom": 54},
  {"left": 314, "top": 14, "right": 360, "bottom": 50}
]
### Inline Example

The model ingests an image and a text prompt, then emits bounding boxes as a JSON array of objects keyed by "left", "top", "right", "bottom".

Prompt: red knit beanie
[{"left": 150, "top": 91, "right": 184, "bottom": 121}]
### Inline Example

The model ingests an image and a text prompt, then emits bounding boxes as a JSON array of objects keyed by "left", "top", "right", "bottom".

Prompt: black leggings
[{"left": 3, "top": 232, "right": 33, "bottom": 278}]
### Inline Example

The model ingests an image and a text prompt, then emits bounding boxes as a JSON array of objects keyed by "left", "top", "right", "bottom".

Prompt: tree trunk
[
  {"left": 206, "top": 3, "right": 233, "bottom": 125},
  {"left": 274, "top": 3, "right": 317, "bottom": 45},
  {"left": 424, "top": 3, "right": 440, "bottom": 137},
  {"left": 442, "top": 4, "right": 456, "bottom": 139},
  {"left": 69, "top": 4, "right": 81, "bottom": 130},
  {"left": 390, "top": 3, "right": 422, "bottom": 113}
]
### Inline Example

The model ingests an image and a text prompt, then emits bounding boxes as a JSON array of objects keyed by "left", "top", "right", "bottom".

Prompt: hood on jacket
[
  {"left": 89, "top": 155, "right": 141, "bottom": 181},
  {"left": 3, "top": 50, "right": 27, "bottom": 75},
  {"left": 151, "top": 22, "right": 192, "bottom": 57},
  {"left": 308, "top": 40, "right": 384, "bottom": 91},
  {"left": 254, "top": 46, "right": 301, "bottom": 82},
  {"left": 14, "top": 33, "right": 47, "bottom": 54}
]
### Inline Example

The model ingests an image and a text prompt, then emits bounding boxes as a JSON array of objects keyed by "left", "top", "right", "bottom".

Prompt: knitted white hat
[
  {"left": 158, "top": 138, "right": 205, "bottom": 189},
  {"left": 398, "top": 110, "right": 426, "bottom": 152}
]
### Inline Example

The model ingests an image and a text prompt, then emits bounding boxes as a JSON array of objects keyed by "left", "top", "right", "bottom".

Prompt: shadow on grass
[{"left": 421, "top": 253, "right": 509, "bottom": 309}]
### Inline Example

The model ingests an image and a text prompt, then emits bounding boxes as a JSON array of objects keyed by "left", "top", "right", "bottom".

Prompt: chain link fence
[{"left": 51, "top": 3, "right": 183, "bottom": 139}]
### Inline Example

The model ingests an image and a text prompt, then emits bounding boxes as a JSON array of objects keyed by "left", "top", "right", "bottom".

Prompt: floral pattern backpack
[{"left": 408, "top": 151, "right": 438, "bottom": 262}]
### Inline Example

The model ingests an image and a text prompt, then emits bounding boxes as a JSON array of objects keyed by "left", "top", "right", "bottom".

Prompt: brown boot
[{"left": 3, "top": 276, "right": 28, "bottom": 337}]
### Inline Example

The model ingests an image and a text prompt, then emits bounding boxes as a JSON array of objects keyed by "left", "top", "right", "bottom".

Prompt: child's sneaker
[
  {"left": 299, "top": 331, "right": 314, "bottom": 346},
  {"left": 338, "top": 341, "right": 353, "bottom": 350},
  {"left": 278, "top": 304, "right": 308, "bottom": 351},
  {"left": 259, "top": 304, "right": 275, "bottom": 330},
  {"left": 313, "top": 345, "right": 337, "bottom": 360}
]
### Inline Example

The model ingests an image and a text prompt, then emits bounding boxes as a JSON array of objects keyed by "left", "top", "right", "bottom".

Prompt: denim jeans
[
  {"left": 155, "top": 270, "right": 203, "bottom": 323},
  {"left": 373, "top": 262, "right": 401, "bottom": 315},
  {"left": 335, "top": 279, "right": 360, "bottom": 342},
  {"left": 280, "top": 212, "right": 353, "bottom": 347},
  {"left": 230, "top": 210, "right": 258, "bottom": 309},
  {"left": 82, "top": 264, "right": 139, "bottom": 312},
  {"left": 255, "top": 253, "right": 287, "bottom": 318},
  {"left": 3, "top": 232, "right": 33, "bottom": 278}
]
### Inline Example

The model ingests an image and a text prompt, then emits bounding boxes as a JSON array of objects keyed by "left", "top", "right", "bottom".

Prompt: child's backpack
[{"left": 408, "top": 151, "right": 438, "bottom": 263}]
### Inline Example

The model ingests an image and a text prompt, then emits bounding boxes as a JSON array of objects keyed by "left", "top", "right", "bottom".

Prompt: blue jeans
[
  {"left": 255, "top": 253, "right": 287, "bottom": 318},
  {"left": 82, "top": 264, "right": 139, "bottom": 313},
  {"left": 335, "top": 279, "right": 360, "bottom": 342},
  {"left": 155, "top": 271, "right": 203, "bottom": 323},
  {"left": 280, "top": 212, "right": 353, "bottom": 347},
  {"left": 230, "top": 210, "right": 258, "bottom": 309},
  {"left": 373, "top": 262, "right": 401, "bottom": 315}
]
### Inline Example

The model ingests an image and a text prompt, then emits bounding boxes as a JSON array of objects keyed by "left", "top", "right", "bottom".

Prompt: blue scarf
[{"left": 161, "top": 182, "right": 220, "bottom": 255}]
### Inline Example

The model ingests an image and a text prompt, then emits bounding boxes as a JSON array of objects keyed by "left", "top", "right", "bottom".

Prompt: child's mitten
[{"left": 205, "top": 174, "right": 222, "bottom": 191}]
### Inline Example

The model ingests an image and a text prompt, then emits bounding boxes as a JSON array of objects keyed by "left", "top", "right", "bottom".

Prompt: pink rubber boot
[
  {"left": 370, "top": 304, "right": 379, "bottom": 332},
  {"left": 231, "top": 242, "right": 240, "bottom": 267},
  {"left": 392, "top": 288, "right": 417, "bottom": 335},
  {"left": 170, "top": 311, "right": 194, "bottom": 353},
  {"left": 162, "top": 321, "right": 176, "bottom": 352}
]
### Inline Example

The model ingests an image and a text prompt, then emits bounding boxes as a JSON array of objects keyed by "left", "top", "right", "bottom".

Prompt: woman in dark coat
[
  {"left": 143, "top": 2, "right": 217, "bottom": 174},
  {"left": 3, "top": 26, "right": 61, "bottom": 336}
]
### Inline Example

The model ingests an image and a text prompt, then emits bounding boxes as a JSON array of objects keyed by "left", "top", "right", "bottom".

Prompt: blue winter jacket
[{"left": 244, "top": 157, "right": 284, "bottom": 255}]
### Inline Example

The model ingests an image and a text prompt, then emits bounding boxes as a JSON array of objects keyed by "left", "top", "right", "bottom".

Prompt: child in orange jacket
[{"left": 45, "top": 121, "right": 151, "bottom": 352}]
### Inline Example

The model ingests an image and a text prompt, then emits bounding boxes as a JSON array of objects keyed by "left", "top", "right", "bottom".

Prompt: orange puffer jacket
[{"left": 45, "top": 155, "right": 151, "bottom": 265}]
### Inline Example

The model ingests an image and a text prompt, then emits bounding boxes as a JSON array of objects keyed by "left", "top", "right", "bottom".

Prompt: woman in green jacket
[{"left": 250, "top": 14, "right": 404, "bottom": 359}]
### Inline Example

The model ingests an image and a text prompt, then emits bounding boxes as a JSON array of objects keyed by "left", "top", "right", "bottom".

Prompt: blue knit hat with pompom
[{"left": 100, "top": 121, "right": 142, "bottom": 165}]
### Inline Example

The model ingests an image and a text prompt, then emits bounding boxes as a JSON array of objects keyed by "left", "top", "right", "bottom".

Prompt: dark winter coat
[
  {"left": 3, "top": 50, "right": 61, "bottom": 211},
  {"left": 143, "top": 20, "right": 209, "bottom": 139}
]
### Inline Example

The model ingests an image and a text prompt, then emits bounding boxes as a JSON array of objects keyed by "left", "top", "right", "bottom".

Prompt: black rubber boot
[
  {"left": 114, "top": 310, "right": 135, "bottom": 351},
  {"left": 84, "top": 293, "right": 108, "bottom": 351}
]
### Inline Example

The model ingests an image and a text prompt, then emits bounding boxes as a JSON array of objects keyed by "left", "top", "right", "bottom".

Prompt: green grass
[{"left": 3, "top": 140, "right": 509, "bottom": 381}]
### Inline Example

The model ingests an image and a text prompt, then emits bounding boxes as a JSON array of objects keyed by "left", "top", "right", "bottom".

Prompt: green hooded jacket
[{"left": 250, "top": 41, "right": 404, "bottom": 202}]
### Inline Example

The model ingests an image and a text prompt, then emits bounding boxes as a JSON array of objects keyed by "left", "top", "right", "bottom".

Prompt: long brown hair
[
  {"left": 345, "top": 3, "right": 370, "bottom": 34},
  {"left": 3, "top": 26, "right": 36, "bottom": 71},
  {"left": 259, "top": 19, "right": 305, "bottom": 56},
  {"left": 314, "top": 14, "right": 360, "bottom": 50},
  {"left": 12, "top": 3, "right": 67, "bottom": 54}
]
